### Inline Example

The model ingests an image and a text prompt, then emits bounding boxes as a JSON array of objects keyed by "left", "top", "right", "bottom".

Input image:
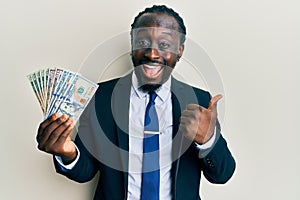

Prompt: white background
[{"left": 1, "top": 0, "right": 300, "bottom": 199}]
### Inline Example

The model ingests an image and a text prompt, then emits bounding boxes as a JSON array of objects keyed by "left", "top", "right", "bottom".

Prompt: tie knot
[{"left": 148, "top": 92, "right": 157, "bottom": 103}]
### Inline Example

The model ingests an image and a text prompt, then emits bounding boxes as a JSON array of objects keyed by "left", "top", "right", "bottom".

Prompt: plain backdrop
[{"left": 1, "top": 0, "right": 300, "bottom": 199}]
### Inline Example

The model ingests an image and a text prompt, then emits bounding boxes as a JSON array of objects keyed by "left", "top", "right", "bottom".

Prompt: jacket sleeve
[
  {"left": 54, "top": 135, "right": 99, "bottom": 183},
  {"left": 199, "top": 120, "right": 236, "bottom": 184}
]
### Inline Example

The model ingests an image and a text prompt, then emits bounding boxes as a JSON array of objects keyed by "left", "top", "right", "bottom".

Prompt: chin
[{"left": 138, "top": 74, "right": 165, "bottom": 87}]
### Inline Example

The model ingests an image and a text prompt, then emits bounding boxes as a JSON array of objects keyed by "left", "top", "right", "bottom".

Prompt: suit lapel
[
  {"left": 170, "top": 78, "right": 184, "bottom": 198},
  {"left": 170, "top": 78, "right": 200, "bottom": 198},
  {"left": 111, "top": 73, "right": 132, "bottom": 189},
  {"left": 171, "top": 78, "right": 184, "bottom": 139}
]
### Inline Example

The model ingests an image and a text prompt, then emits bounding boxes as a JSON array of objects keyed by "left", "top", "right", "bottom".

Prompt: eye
[
  {"left": 158, "top": 41, "right": 171, "bottom": 50},
  {"left": 136, "top": 39, "right": 151, "bottom": 48}
]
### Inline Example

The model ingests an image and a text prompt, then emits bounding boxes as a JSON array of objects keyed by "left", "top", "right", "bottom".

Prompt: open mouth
[{"left": 142, "top": 64, "right": 163, "bottom": 78}]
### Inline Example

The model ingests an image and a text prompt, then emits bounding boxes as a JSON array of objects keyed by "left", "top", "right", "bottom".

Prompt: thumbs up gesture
[{"left": 179, "top": 94, "right": 223, "bottom": 144}]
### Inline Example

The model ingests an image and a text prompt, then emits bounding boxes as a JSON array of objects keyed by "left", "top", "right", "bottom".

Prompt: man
[{"left": 36, "top": 5, "right": 235, "bottom": 200}]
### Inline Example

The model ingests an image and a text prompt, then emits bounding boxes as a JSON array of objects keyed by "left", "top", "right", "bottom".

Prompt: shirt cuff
[
  {"left": 55, "top": 142, "right": 80, "bottom": 170},
  {"left": 194, "top": 128, "right": 216, "bottom": 150}
]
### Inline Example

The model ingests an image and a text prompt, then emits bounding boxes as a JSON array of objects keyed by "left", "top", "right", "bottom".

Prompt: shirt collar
[{"left": 131, "top": 71, "right": 171, "bottom": 102}]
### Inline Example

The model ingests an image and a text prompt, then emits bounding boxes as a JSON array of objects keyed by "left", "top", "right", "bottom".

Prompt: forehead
[
  {"left": 132, "top": 13, "right": 181, "bottom": 40},
  {"left": 132, "top": 27, "right": 179, "bottom": 39},
  {"left": 134, "top": 13, "right": 179, "bottom": 31}
]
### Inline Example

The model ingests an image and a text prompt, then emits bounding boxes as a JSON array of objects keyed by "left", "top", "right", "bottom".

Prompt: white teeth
[{"left": 144, "top": 64, "right": 160, "bottom": 69}]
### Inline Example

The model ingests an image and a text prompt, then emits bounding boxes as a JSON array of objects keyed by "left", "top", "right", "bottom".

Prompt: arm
[
  {"left": 37, "top": 101, "right": 99, "bottom": 183},
  {"left": 179, "top": 94, "right": 235, "bottom": 183},
  {"left": 200, "top": 121, "right": 235, "bottom": 184},
  {"left": 53, "top": 100, "right": 99, "bottom": 183},
  {"left": 200, "top": 135, "right": 236, "bottom": 184},
  {"left": 54, "top": 135, "right": 99, "bottom": 183}
]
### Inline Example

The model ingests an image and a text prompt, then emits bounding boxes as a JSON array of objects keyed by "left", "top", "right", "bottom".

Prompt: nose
[{"left": 145, "top": 48, "right": 160, "bottom": 60}]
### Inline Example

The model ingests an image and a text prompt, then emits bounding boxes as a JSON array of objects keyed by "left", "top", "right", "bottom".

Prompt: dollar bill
[
  {"left": 52, "top": 73, "right": 98, "bottom": 123},
  {"left": 35, "top": 71, "right": 44, "bottom": 105},
  {"left": 40, "top": 69, "right": 46, "bottom": 109},
  {"left": 28, "top": 67, "right": 98, "bottom": 124},
  {"left": 44, "top": 68, "right": 49, "bottom": 110},
  {"left": 46, "top": 68, "right": 56, "bottom": 111},
  {"left": 46, "top": 70, "right": 75, "bottom": 118},
  {"left": 27, "top": 74, "right": 45, "bottom": 114}
]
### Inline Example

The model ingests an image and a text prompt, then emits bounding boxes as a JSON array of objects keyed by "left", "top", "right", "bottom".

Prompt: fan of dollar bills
[{"left": 27, "top": 68, "right": 99, "bottom": 124}]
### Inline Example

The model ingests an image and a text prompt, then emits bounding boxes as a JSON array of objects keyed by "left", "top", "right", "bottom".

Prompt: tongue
[
  {"left": 144, "top": 65, "right": 160, "bottom": 76},
  {"left": 146, "top": 68, "right": 159, "bottom": 75}
]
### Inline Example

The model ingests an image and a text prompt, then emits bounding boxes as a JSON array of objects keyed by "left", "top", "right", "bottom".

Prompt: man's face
[{"left": 131, "top": 13, "right": 184, "bottom": 88}]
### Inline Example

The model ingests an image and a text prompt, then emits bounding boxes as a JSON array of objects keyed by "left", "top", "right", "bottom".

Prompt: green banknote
[{"left": 27, "top": 67, "right": 98, "bottom": 124}]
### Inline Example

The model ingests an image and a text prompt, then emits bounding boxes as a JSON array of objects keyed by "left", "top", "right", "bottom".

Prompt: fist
[
  {"left": 36, "top": 113, "right": 77, "bottom": 162},
  {"left": 179, "top": 94, "right": 222, "bottom": 144}
]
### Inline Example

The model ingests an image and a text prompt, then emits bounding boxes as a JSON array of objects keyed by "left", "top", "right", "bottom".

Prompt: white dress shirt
[{"left": 55, "top": 72, "right": 216, "bottom": 199}]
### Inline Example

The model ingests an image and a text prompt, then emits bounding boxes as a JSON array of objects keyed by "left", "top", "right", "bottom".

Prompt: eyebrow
[
  {"left": 161, "top": 31, "right": 172, "bottom": 36},
  {"left": 135, "top": 29, "right": 173, "bottom": 36}
]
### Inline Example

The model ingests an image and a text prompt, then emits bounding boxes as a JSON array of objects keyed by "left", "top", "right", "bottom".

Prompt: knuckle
[
  {"left": 63, "top": 120, "right": 71, "bottom": 127},
  {"left": 37, "top": 144, "right": 44, "bottom": 151},
  {"left": 60, "top": 133, "right": 68, "bottom": 140},
  {"left": 179, "top": 116, "right": 184, "bottom": 122},
  {"left": 50, "top": 114, "right": 56, "bottom": 119},
  {"left": 44, "top": 146, "right": 49, "bottom": 152},
  {"left": 44, "top": 145, "right": 54, "bottom": 153},
  {"left": 52, "top": 130, "right": 59, "bottom": 136},
  {"left": 44, "top": 126, "right": 51, "bottom": 134},
  {"left": 56, "top": 117, "right": 63, "bottom": 124},
  {"left": 39, "top": 123, "right": 47, "bottom": 131},
  {"left": 48, "top": 130, "right": 60, "bottom": 141},
  {"left": 69, "top": 123, "right": 74, "bottom": 129}
]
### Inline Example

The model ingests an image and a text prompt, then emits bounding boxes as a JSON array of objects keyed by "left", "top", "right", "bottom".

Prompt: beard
[{"left": 139, "top": 83, "right": 162, "bottom": 93}]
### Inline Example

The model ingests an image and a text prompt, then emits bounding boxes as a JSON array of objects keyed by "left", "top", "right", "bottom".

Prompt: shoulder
[
  {"left": 97, "top": 78, "right": 120, "bottom": 93},
  {"left": 171, "top": 78, "right": 211, "bottom": 108},
  {"left": 96, "top": 73, "right": 132, "bottom": 95},
  {"left": 93, "top": 78, "right": 121, "bottom": 111}
]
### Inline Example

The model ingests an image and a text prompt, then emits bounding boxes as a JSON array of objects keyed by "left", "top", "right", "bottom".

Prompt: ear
[{"left": 177, "top": 44, "right": 184, "bottom": 61}]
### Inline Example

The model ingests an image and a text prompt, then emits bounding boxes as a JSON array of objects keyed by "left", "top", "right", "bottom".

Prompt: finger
[
  {"left": 180, "top": 116, "right": 191, "bottom": 125},
  {"left": 38, "top": 114, "right": 68, "bottom": 146},
  {"left": 186, "top": 104, "right": 200, "bottom": 110},
  {"left": 208, "top": 94, "right": 223, "bottom": 112},
  {"left": 187, "top": 104, "right": 209, "bottom": 113},
  {"left": 37, "top": 113, "right": 58, "bottom": 139},
  {"left": 56, "top": 119, "right": 74, "bottom": 145},
  {"left": 46, "top": 117, "right": 73, "bottom": 147},
  {"left": 181, "top": 109, "right": 199, "bottom": 120}
]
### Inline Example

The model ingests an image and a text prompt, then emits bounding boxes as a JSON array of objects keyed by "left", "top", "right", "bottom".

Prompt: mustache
[{"left": 138, "top": 59, "right": 166, "bottom": 66}]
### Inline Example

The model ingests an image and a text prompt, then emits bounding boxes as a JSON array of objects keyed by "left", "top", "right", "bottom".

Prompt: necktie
[{"left": 141, "top": 92, "right": 160, "bottom": 200}]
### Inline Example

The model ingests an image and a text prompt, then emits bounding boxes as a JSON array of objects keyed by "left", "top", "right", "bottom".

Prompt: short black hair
[{"left": 131, "top": 5, "right": 186, "bottom": 44}]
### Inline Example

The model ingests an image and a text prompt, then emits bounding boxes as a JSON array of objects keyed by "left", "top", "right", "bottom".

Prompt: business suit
[{"left": 54, "top": 73, "right": 235, "bottom": 200}]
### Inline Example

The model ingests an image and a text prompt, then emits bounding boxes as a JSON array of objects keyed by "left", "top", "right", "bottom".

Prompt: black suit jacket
[{"left": 54, "top": 74, "right": 235, "bottom": 200}]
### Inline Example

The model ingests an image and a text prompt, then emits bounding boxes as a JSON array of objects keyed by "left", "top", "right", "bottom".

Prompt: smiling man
[
  {"left": 131, "top": 25, "right": 183, "bottom": 88},
  {"left": 36, "top": 5, "right": 235, "bottom": 200}
]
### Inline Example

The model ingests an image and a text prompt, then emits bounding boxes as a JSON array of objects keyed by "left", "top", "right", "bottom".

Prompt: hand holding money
[
  {"left": 28, "top": 67, "right": 98, "bottom": 161},
  {"left": 37, "top": 113, "right": 77, "bottom": 163}
]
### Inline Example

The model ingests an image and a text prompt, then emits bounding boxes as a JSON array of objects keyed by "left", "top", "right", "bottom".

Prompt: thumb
[{"left": 208, "top": 94, "right": 223, "bottom": 112}]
